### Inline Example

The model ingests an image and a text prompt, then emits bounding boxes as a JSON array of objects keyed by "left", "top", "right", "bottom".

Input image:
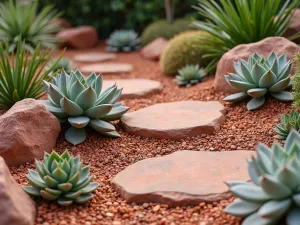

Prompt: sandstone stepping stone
[
  {"left": 112, "top": 150, "right": 252, "bottom": 206},
  {"left": 73, "top": 53, "right": 117, "bottom": 63},
  {"left": 80, "top": 63, "right": 133, "bottom": 74},
  {"left": 121, "top": 101, "right": 225, "bottom": 139},
  {"left": 103, "top": 79, "right": 163, "bottom": 99}
]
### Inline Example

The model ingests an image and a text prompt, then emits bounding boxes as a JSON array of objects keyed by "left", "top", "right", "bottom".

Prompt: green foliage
[
  {"left": 40, "top": 70, "right": 129, "bottom": 145},
  {"left": 225, "top": 130, "right": 300, "bottom": 225},
  {"left": 0, "top": 40, "right": 60, "bottom": 109},
  {"left": 141, "top": 18, "right": 193, "bottom": 46},
  {"left": 175, "top": 65, "right": 207, "bottom": 87},
  {"left": 292, "top": 53, "right": 300, "bottom": 108},
  {"left": 224, "top": 52, "right": 293, "bottom": 111},
  {"left": 160, "top": 31, "right": 211, "bottom": 75},
  {"left": 274, "top": 110, "right": 300, "bottom": 140},
  {"left": 0, "top": 0, "right": 61, "bottom": 53},
  {"left": 23, "top": 150, "right": 99, "bottom": 206},
  {"left": 47, "top": 58, "right": 74, "bottom": 76},
  {"left": 193, "top": 0, "right": 299, "bottom": 71},
  {"left": 107, "top": 30, "right": 140, "bottom": 52}
]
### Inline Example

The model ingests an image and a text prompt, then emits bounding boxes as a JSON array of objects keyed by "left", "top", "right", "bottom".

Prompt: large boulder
[
  {"left": 0, "top": 99, "right": 61, "bottom": 166},
  {"left": 57, "top": 26, "right": 98, "bottom": 49},
  {"left": 0, "top": 157, "right": 36, "bottom": 225},
  {"left": 214, "top": 37, "right": 300, "bottom": 93},
  {"left": 141, "top": 38, "right": 168, "bottom": 60}
]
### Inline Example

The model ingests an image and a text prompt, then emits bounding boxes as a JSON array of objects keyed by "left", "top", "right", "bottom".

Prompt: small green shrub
[
  {"left": 160, "top": 31, "right": 211, "bottom": 75},
  {"left": 175, "top": 65, "right": 207, "bottom": 87},
  {"left": 107, "top": 30, "right": 140, "bottom": 52},
  {"left": 292, "top": 53, "right": 300, "bottom": 108}
]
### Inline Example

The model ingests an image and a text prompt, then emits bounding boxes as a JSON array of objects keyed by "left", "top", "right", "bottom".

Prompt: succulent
[
  {"left": 175, "top": 65, "right": 207, "bottom": 87},
  {"left": 224, "top": 130, "right": 300, "bottom": 225},
  {"left": 274, "top": 110, "right": 300, "bottom": 140},
  {"left": 23, "top": 150, "right": 99, "bottom": 206},
  {"left": 223, "top": 52, "right": 293, "bottom": 111},
  {"left": 47, "top": 57, "right": 75, "bottom": 77},
  {"left": 292, "top": 53, "right": 300, "bottom": 108},
  {"left": 107, "top": 30, "right": 140, "bottom": 52},
  {"left": 39, "top": 70, "right": 129, "bottom": 145}
]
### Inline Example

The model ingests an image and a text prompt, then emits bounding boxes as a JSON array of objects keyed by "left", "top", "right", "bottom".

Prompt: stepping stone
[
  {"left": 103, "top": 79, "right": 163, "bottom": 99},
  {"left": 121, "top": 101, "right": 225, "bottom": 140},
  {"left": 112, "top": 150, "right": 252, "bottom": 206},
  {"left": 80, "top": 63, "right": 133, "bottom": 74},
  {"left": 73, "top": 53, "right": 117, "bottom": 63}
]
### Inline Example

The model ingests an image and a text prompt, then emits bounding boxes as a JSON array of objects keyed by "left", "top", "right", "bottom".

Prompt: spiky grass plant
[
  {"left": 274, "top": 110, "right": 300, "bottom": 140},
  {"left": 107, "top": 30, "right": 140, "bottom": 52},
  {"left": 40, "top": 70, "right": 129, "bottom": 145},
  {"left": 193, "top": 0, "right": 299, "bottom": 71},
  {"left": 292, "top": 53, "right": 300, "bottom": 108},
  {"left": 175, "top": 65, "right": 207, "bottom": 87},
  {"left": 224, "top": 130, "right": 300, "bottom": 225},
  {"left": 23, "top": 150, "right": 99, "bottom": 206},
  {"left": 0, "top": 0, "right": 61, "bottom": 53},
  {"left": 223, "top": 52, "right": 293, "bottom": 111},
  {"left": 47, "top": 57, "right": 75, "bottom": 77}
]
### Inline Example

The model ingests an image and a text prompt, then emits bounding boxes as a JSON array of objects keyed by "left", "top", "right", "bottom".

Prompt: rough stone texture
[
  {"left": 112, "top": 150, "right": 252, "bottom": 206},
  {"left": 0, "top": 99, "right": 61, "bottom": 166},
  {"left": 141, "top": 38, "right": 168, "bottom": 60},
  {"left": 121, "top": 101, "right": 226, "bottom": 139},
  {"left": 73, "top": 53, "right": 117, "bottom": 63},
  {"left": 0, "top": 157, "right": 36, "bottom": 225},
  {"left": 285, "top": 9, "right": 300, "bottom": 42},
  {"left": 57, "top": 26, "right": 98, "bottom": 49},
  {"left": 81, "top": 63, "right": 133, "bottom": 74},
  {"left": 103, "top": 79, "right": 163, "bottom": 99},
  {"left": 214, "top": 37, "right": 300, "bottom": 93}
]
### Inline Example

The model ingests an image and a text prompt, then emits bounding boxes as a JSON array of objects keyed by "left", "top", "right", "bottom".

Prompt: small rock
[
  {"left": 141, "top": 38, "right": 168, "bottom": 60},
  {"left": 285, "top": 9, "right": 300, "bottom": 42},
  {"left": 73, "top": 53, "right": 117, "bottom": 63},
  {"left": 80, "top": 63, "right": 133, "bottom": 74}
]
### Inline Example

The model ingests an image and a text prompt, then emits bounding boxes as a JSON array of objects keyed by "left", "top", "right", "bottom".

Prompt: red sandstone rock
[
  {"left": 80, "top": 63, "right": 133, "bottom": 74},
  {"left": 285, "top": 9, "right": 300, "bottom": 42},
  {"left": 0, "top": 99, "right": 61, "bottom": 166},
  {"left": 214, "top": 37, "right": 300, "bottom": 93},
  {"left": 73, "top": 53, "right": 117, "bottom": 63},
  {"left": 141, "top": 38, "right": 168, "bottom": 60},
  {"left": 112, "top": 150, "right": 252, "bottom": 206}
]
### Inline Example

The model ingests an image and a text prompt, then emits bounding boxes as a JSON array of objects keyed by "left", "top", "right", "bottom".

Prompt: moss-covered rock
[
  {"left": 141, "top": 18, "right": 192, "bottom": 46},
  {"left": 160, "top": 31, "right": 211, "bottom": 75}
]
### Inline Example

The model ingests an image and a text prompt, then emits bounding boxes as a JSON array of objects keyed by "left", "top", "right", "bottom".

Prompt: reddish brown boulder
[
  {"left": 285, "top": 9, "right": 300, "bottom": 42},
  {"left": 0, "top": 157, "right": 36, "bottom": 225},
  {"left": 141, "top": 38, "right": 168, "bottom": 60},
  {"left": 51, "top": 18, "right": 72, "bottom": 30},
  {"left": 0, "top": 99, "right": 61, "bottom": 166},
  {"left": 112, "top": 150, "right": 253, "bottom": 206},
  {"left": 57, "top": 26, "right": 98, "bottom": 49},
  {"left": 214, "top": 37, "right": 300, "bottom": 93},
  {"left": 81, "top": 63, "right": 133, "bottom": 74}
]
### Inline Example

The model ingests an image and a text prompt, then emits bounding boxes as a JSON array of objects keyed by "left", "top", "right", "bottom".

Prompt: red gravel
[{"left": 11, "top": 42, "right": 291, "bottom": 225}]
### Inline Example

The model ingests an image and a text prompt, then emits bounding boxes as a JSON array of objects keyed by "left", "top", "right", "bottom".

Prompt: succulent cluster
[
  {"left": 107, "top": 30, "right": 140, "bottom": 52},
  {"left": 23, "top": 150, "right": 99, "bottom": 206},
  {"left": 47, "top": 58, "right": 75, "bottom": 77},
  {"left": 175, "top": 65, "right": 207, "bottom": 87},
  {"left": 225, "top": 130, "right": 300, "bottom": 225},
  {"left": 274, "top": 110, "right": 300, "bottom": 140},
  {"left": 40, "top": 70, "right": 129, "bottom": 145},
  {"left": 224, "top": 52, "right": 293, "bottom": 111}
]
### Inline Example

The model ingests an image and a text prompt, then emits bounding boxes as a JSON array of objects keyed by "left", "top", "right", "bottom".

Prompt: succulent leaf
[
  {"left": 65, "top": 127, "right": 86, "bottom": 146},
  {"left": 68, "top": 117, "right": 90, "bottom": 129},
  {"left": 247, "top": 97, "right": 265, "bottom": 111},
  {"left": 223, "top": 92, "right": 248, "bottom": 102},
  {"left": 88, "top": 119, "right": 115, "bottom": 132}
]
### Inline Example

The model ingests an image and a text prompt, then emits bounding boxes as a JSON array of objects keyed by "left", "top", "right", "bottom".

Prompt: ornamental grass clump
[
  {"left": 224, "top": 130, "right": 300, "bottom": 225},
  {"left": 107, "top": 30, "right": 140, "bottom": 52},
  {"left": 175, "top": 65, "right": 207, "bottom": 87},
  {"left": 223, "top": 52, "right": 293, "bottom": 111},
  {"left": 23, "top": 150, "right": 99, "bottom": 206},
  {"left": 274, "top": 110, "right": 300, "bottom": 140},
  {"left": 40, "top": 70, "right": 129, "bottom": 145}
]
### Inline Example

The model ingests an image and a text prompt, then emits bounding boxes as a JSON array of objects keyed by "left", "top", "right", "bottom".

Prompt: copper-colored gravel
[{"left": 11, "top": 42, "right": 291, "bottom": 225}]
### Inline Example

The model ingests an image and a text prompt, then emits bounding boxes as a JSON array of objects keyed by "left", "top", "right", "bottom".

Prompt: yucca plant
[
  {"left": 23, "top": 150, "right": 99, "bottom": 206},
  {"left": 0, "top": 0, "right": 61, "bottom": 53},
  {"left": 175, "top": 65, "right": 207, "bottom": 87},
  {"left": 40, "top": 70, "right": 129, "bottom": 145},
  {"left": 223, "top": 52, "right": 293, "bottom": 111},
  {"left": 224, "top": 130, "right": 300, "bottom": 225},
  {"left": 107, "top": 30, "right": 140, "bottom": 52},
  {"left": 193, "top": 0, "right": 299, "bottom": 71},
  {"left": 47, "top": 57, "right": 75, "bottom": 77},
  {"left": 274, "top": 110, "right": 300, "bottom": 140}
]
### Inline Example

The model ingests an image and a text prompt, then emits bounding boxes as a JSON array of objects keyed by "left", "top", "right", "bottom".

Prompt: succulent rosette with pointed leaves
[
  {"left": 107, "top": 30, "right": 141, "bottom": 52},
  {"left": 224, "top": 130, "right": 300, "bottom": 225},
  {"left": 274, "top": 109, "right": 300, "bottom": 140},
  {"left": 224, "top": 52, "right": 293, "bottom": 111},
  {"left": 23, "top": 150, "right": 99, "bottom": 206},
  {"left": 39, "top": 70, "right": 129, "bottom": 145},
  {"left": 175, "top": 64, "right": 207, "bottom": 87}
]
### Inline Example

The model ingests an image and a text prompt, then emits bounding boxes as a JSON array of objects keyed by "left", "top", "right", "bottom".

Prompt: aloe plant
[{"left": 175, "top": 65, "right": 207, "bottom": 87}]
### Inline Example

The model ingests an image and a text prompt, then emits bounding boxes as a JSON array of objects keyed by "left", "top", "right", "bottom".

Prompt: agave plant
[
  {"left": 0, "top": 0, "right": 61, "bottom": 53},
  {"left": 175, "top": 65, "right": 207, "bottom": 87},
  {"left": 274, "top": 110, "right": 300, "bottom": 140},
  {"left": 39, "top": 70, "right": 129, "bottom": 145},
  {"left": 107, "top": 30, "right": 140, "bottom": 52},
  {"left": 23, "top": 150, "right": 99, "bottom": 206},
  {"left": 223, "top": 52, "right": 293, "bottom": 111},
  {"left": 47, "top": 57, "right": 75, "bottom": 77}
]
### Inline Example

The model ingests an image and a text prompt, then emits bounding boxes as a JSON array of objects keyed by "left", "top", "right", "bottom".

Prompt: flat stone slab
[
  {"left": 80, "top": 63, "right": 132, "bottom": 74},
  {"left": 121, "top": 101, "right": 226, "bottom": 139},
  {"left": 112, "top": 150, "right": 252, "bottom": 206},
  {"left": 103, "top": 79, "right": 163, "bottom": 99},
  {"left": 73, "top": 53, "right": 117, "bottom": 62}
]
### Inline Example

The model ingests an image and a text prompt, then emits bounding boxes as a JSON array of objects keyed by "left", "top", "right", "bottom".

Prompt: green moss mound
[
  {"left": 141, "top": 18, "right": 192, "bottom": 46},
  {"left": 160, "top": 31, "right": 211, "bottom": 75}
]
